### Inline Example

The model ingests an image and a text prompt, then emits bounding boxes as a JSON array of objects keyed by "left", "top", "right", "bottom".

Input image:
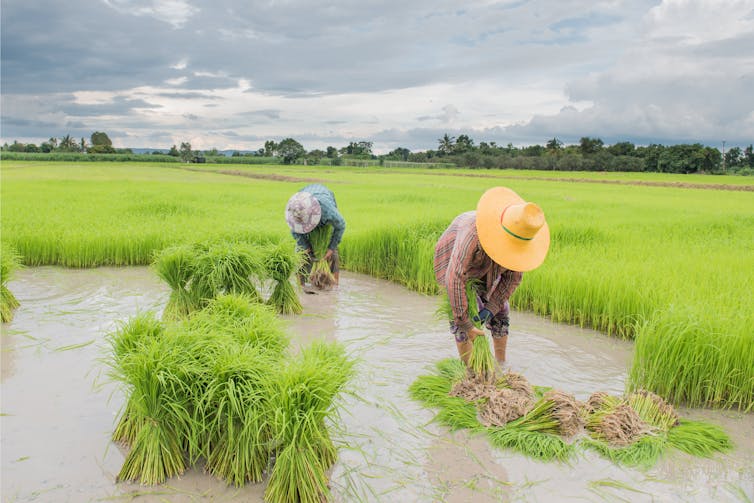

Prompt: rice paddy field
[{"left": 1, "top": 160, "right": 753, "bottom": 500}]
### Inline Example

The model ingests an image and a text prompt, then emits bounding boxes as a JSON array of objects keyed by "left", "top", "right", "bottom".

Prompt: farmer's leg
[{"left": 486, "top": 301, "right": 510, "bottom": 364}]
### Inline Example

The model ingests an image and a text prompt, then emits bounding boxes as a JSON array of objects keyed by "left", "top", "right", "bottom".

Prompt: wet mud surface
[{"left": 1, "top": 268, "right": 752, "bottom": 502}]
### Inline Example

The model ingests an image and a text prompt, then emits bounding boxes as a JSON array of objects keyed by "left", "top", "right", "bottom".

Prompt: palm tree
[
  {"left": 59, "top": 134, "right": 77, "bottom": 151},
  {"left": 438, "top": 134, "right": 455, "bottom": 156}
]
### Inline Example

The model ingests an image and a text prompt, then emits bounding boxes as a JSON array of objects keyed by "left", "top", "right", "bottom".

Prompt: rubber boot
[
  {"left": 492, "top": 335, "right": 508, "bottom": 365},
  {"left": 455, "top": 339, "right": 473, "bottom": 366}
]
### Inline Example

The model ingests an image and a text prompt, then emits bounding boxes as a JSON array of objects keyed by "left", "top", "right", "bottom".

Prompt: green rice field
[{"left": 1, "top": 160, "right": 753, "bottom": 411}]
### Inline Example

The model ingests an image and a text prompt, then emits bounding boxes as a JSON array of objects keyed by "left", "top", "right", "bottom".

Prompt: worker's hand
[
  {"left": 468, "top": 326, "right": 485, "bottom": 342},
  {"left": 323, "top": 248, "right": 334, "bottom": 261}
]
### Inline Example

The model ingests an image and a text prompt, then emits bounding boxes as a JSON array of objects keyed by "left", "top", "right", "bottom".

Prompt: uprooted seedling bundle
[
  {"left": 308, "top": 225, "right": 336, "bottom": 290},
  {"left": 106, "top": 294, "right": 355, "bottom": 502},
  {"left": 410, "top": 358, "right": 732, "bottom": 467},
  {"left": 153, "top": 239, "right": 304, "bottom": 317}
]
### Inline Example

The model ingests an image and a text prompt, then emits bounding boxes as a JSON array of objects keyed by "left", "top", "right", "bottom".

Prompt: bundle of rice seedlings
[
  {"left": 265, "top": 342, "right": 355, "bottom": 503},
  {"left": 581, "top": 434, "right": 666, "bottom": 468},
  {"left": 666, "top": 419, "right": 733, "bottom": 457},
  {"left": 190, "top": 241, "right": 264, "bottom": 303},
  {"left": 203, "top": 345, "right": 278, "bottom": 486},
  {"left": 106, "top": 313, "right": 165, "bottom": 445},
  {"left": 584, "top": 392, "right": 647, "bottom": 447},
  {"left": 308, "top": 225, "right": 336, "bottom": 290},
  {"left": 263, "top": 242, "right": 303, "bottom": 315},
  {"left": 196, "top": 294, "right": 290, "bottom": 358},
  {"left": 475, "top": 372, "right": 536, "bottom": 428},
  {"left": 437, "top": 280, "right": 496, "bottom": 379},
  {"left": 486, "top": 426, "right": 574, "bottom": 462},
  {"left": 152, "top": 245, "right": 198, "bottom": 319},
  {"left": 1, "top": 243, "right": 22, "bottom": 322},
  {"left": 115, "top": 335, "right": 197, "bottom": 485},
  {"left": 627, "top": 389, "right": 680, "bottom": 432}
]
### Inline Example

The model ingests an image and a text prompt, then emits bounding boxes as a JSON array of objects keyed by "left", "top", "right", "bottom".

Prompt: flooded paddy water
[{"left": 1, "top": 267, "right": 752, "bottom": 502}]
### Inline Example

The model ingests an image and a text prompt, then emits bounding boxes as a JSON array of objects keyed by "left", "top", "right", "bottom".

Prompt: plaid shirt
[{"left": 434, "top": 211, "right": 522, "bottom": 335}]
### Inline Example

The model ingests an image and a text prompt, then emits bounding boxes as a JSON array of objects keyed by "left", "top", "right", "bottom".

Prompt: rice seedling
[
  {"left": 627, "top": 390, "right": 679, "bottom": 432},
  {"left": 486, "top": 427, "right": 573, "bottom": 462},
  {"left": 1, "top": 243, "right": 22, "bottom": 322},
  {"left": 308, "top": 225, "right": 336, "bottom": 290},
  {"left": 580, "top": 435, "right": 666, "bottom": 469},
  {"left": 114, "top": 334, "right": 197, "bottom": 485},
  {"left": 666, "top": 419, "right": 733, "bottom": 457},
  {"left": 202, "top": 345, "right": 278, "bottom": 485},
  {"left": 263, "top": 241, "right": 303, "bottom": 315},
  {"left": 190, "top": 241, "right": 264, "bottom": 303},
  {"left": 152, "top": 245, "right": 198, "bottom": 319},
  {"left": 265, "top": 341, "right": 355, "bottom": 503},
  {"left": 437, "top": 280, "right": 496, "bottom": 379}
]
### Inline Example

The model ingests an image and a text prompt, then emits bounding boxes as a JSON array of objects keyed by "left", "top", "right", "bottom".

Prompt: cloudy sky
[{"left": 2, "top": 0, "right": 753, "bottom": 153}]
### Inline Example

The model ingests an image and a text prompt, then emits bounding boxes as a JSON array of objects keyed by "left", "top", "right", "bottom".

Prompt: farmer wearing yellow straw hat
[
  {"left": 434, "top": 187, "right": 550, "bottom": 366},
  {"left": 285, "top": 184, "right": 346, "bottom": 289}
]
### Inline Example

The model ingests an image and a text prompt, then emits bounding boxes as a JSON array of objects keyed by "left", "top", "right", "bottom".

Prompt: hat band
[{"left": 500, "top": 206, "right": 533, "bottom": 241}]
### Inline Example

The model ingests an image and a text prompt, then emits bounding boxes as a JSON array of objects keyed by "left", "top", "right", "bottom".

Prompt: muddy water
[{"left": 1, "top": 268, "right": 752, "bottom": 502}]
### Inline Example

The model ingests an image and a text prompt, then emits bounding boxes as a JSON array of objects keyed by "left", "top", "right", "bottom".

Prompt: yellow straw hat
[{"left": 475, "top": 187, "right": 550, "bottom": 272}]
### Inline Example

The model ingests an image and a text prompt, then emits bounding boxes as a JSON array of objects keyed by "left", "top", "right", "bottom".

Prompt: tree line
[{"left": 3, "top": 132, "right": 753, "bottom": 175}]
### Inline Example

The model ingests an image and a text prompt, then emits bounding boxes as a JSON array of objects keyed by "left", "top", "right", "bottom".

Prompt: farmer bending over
[
  {"left": 285, "top": 184, "right": 346, "bottom": 289},
  {"left": 434, "top": 187, "right": 550, "bottom": 366}
]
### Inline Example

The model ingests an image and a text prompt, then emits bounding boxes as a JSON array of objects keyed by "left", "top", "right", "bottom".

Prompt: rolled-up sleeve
[{"left": 326, "top": 209, "right": 346, "bottom": 250}]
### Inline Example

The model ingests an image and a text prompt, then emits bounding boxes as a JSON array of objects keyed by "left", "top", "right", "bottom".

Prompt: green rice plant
[
  {"left": 627, "top": 390, "right": 679, "bottom": 432},
  {"left": 194, "top": 294, "right": 290, "bottom": 357},
  {"left": 435, "top": 357, "right": 468, "bottom": 383},
  {"left": 265, "top": 341, "right": 355, "bottom": 503},
  {"left": 114, "top": 334, "right": 198, "bottom": 485},
  {"left": 308, "top": 225, "right": 335, "bottom": 290},
  {"left": 152, "top": 245, "right": 199, "bottom": 319},
  {"left": 581, "top": 434, "right": 666, "bottom": 469},
  {"left": 486, "top": 427, "right": 573, "bottom": 462},
  {"left": 666, "top": 419, "right": 733, "bottom": 457},
  {"left": 1, "top": 242, "right": 22, "bottom": 322},
  {"left": 202, "top": 345, "right": 278, "bottom": 485},
  {"left": 106, "top": 312, "right": 166, "bottom": 445},
  {"left": 263, "top": 241, "right": 303, "bottom": 315},
  {"left": 190, "top": 241, "right": 264, "bottom": 304}
]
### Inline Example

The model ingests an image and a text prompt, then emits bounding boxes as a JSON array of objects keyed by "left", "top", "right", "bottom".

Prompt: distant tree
[
  {"left": 438, "top": 134, "right": 455, "bottom": 155},
  {"left": 264, "top": 140, "right": 277, "bottom": 157},
  {"left": 48, "top": 137, "right": 58, "bottom": 150},
  {"left": 90, "top": 131, "right": 112, "bottom": 147},
  {"left": 521, "top": 144, "right": 545, "bottom": 157},
  {"left": 386, "top": 147, "right": 410, "bottom": 161},
  {"left": 277, "top": 138, "right": 305, "bottom": 164},
  {"left": 744, "top": 145, "right": 754, "bottom": 167},
  {"left": 204, "top": 148, "right": 220, "bottom": 157},
  {"left": 454, "top": 134, "right": 474, "bottom": 154},
  {"left": 326, "top": 146, "right": 338, "bottom": 158},
  {"left": 307, "top": 149, "right": 326, "bottom": 164},
  {"left": 59, "top": 134, "right": 79, "bottom": 151},
  {"left": 24, "top": 143, "right": 40, "bottom": 153},
  {"left": 579, "top": 137, "right": 604, "bottom": 155},
  {"left": 607, "top": 141, "right": 635, "bottom": 156},
  {"left": 168, "top": 145, "right": 180, "bottom": 157},
  {"left": 545, "top": 137, "right": 563, "bottom": 152},
  {"left": 340, "top": 141, "right": 373, "bottom": 156},
  {"left": 8, "top": 141, "right": 25, "bottom": 152},
  {"left": 179, "top": 142, "right": 193, "bottom": 163}
]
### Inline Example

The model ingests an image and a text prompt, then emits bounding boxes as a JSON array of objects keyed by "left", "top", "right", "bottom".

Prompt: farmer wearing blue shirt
[{"left": 285, "top": 184, "right": 346, "bottom": 287}]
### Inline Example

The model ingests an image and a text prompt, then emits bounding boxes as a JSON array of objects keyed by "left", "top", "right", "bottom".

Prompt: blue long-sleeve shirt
[{"left": 291, "top": 184, "right": 346, "bottom": 252}]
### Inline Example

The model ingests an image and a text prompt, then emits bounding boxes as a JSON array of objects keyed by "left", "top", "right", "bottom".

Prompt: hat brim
[
  {"left": 475, "top": 187, "right": 550, "bottom": 272},
  {"left": 285, "top": 192, "right": 322, "bottom": 234}
]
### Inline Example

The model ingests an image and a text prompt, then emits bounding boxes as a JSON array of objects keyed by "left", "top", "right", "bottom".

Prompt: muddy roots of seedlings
[
  {"left": 587, "top": 402, "right": 648, "bottom": 447},
  {"left": 310, "top": 261, "right": 336, "bottom": 290},
  {"left": 450, "top": 371, "right": 536, "bottom": 428},
  {"left": 543, "top": 390, "right": 585, "bottom": 437}
]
